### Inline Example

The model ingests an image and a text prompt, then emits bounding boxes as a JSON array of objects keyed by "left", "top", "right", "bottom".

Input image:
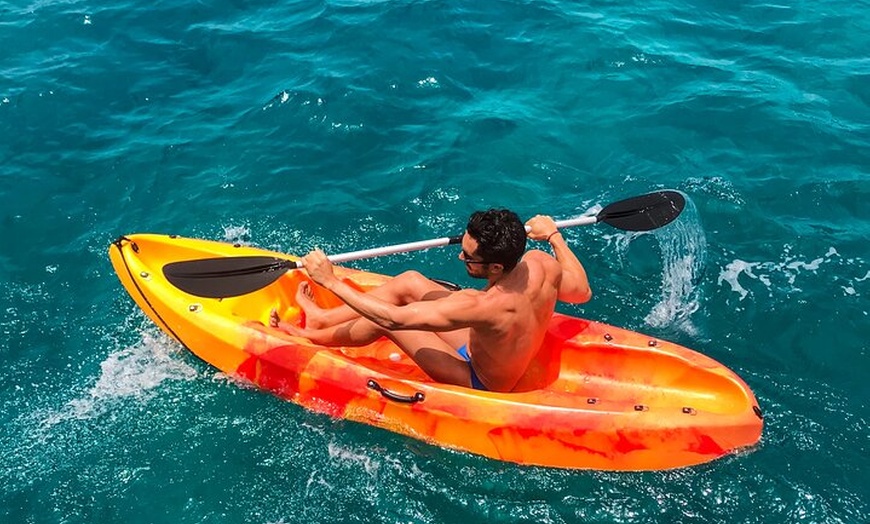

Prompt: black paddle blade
[
  {"left": 597, "top": 190, "right": 686, "bottom": 231},
  {"left": 163, "top": 256, "right": 297, "bottom": 298}
]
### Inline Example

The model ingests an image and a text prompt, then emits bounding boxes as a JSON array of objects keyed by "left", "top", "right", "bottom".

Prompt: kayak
[{"left": 109, "top": 233, "right": 763, "bottom": 471}]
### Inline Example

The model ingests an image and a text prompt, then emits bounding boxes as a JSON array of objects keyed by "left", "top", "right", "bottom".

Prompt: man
[{"left": 271, "top": 209, "right": 591, "bottom": 392}]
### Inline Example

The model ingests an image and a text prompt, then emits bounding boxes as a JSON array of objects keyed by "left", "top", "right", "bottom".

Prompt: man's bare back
[{"left": 460, "top": 250, "right": 562, "bottom": 389}]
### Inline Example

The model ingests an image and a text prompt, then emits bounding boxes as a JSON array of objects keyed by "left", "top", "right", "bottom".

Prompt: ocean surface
[{"left": 1, "top": 0, "right": 867, "bottom": 522}]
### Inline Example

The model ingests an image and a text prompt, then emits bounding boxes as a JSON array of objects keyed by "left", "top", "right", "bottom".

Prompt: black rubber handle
[{"left": 367, "top": 379, "right": 425, "bottom": 404}]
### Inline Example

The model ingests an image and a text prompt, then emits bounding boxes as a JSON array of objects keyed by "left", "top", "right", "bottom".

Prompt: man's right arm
[{"left": 303, "top": 248, "right": 488, "bottom": 331}]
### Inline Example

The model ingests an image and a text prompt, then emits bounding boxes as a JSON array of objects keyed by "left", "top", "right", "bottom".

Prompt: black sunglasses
[{"left": 460, "top": 250, "right": 491, "bottom": 266}]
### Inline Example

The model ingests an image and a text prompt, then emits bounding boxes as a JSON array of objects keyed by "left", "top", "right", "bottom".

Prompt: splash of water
[
  {"left": 644, "top": 213, "right": 707, "bottom": 335},
  {"left": 222, "top": 224, "right": 252, "bottom": 245},
  {"left": 643, "top": 196, "right": 707, "bottom": 335},
  {"left": 42, "top": 330, "right": 198, "bottom": 427},
  {"left": 585, "top": 194, "right": 706, "bottom": 334}
]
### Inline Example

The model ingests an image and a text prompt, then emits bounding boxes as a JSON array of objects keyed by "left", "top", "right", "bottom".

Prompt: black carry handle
[{"left": 367, "top": 379, "right": 425, "bottom": 404}]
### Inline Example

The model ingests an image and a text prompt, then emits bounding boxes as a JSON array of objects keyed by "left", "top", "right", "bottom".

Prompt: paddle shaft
[
  {"left": 161, "top": 190, "right": 684, "bottom": 298},
  {"left": 323, "top": 215, "right": 598, "bottom": 267}
]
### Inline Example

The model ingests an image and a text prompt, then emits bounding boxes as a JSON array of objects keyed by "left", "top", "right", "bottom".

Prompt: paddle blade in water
[
  {"left": 597, "top": 190, "right": 686, "bottom": 231},
  {"left": 163, "top": 256, "right": 296, "bottom": 298}
]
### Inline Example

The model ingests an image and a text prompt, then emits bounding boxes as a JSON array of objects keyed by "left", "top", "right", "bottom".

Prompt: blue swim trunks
[{"left": 456, "top": 345, "right": 488, "bottom": 391}]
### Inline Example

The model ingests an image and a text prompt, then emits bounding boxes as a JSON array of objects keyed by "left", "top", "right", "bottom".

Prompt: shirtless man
[{"left": 271, "top": 209, "right": 591, "bottom": 393}]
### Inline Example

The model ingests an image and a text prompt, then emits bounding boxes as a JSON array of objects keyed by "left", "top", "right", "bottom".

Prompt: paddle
[{"left": 163, "top": 190, "right": 685, "bottom": 298}]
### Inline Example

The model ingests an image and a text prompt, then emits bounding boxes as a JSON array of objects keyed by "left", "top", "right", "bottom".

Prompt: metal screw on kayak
[
  {"left": 139, "top": 271, "right": 151, "bottom": 280},
  {"left": 604, "top": 333, "right": 613, "bottom": 341},
  {"left": 634, "top": 405, "right": 648, "bottom": 412},
  {"left": 587, "top": 398, "right": 599, "bottom": 405},
  {"left": 682, "top": 407, "right": 697, "bottom": 415},
  {"left": 188, "top": 304, "right": 202, "bottom": 313},
  {"left": 648, "top": 340, "right": 658, "bottom": 347}
]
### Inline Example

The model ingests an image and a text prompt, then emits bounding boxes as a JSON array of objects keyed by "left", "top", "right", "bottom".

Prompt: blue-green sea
[{"left": 2, "top": 0, "right": 867, "bottom": 522}]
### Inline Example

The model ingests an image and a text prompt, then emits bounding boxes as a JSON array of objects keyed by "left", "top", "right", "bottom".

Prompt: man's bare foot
[
  {"left": 269, "top": 308, "right": 281, "bottom": 328},
  {"left": 269, "top": 308, "right": 305, "bottom": 336},
  {"left": 296, "top": 281, "right": 328, "bottom": 329}
]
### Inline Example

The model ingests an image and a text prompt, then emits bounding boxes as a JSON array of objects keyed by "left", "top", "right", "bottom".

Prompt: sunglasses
[{"left": 459, "top": 250, "right": 491, "bottom": 266}]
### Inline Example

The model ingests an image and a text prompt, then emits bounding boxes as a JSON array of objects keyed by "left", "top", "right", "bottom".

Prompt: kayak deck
[{"left": 109, "top": 234, "right": 763, "bottom": 470}]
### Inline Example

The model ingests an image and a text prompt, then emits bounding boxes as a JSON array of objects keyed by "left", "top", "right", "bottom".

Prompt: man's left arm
[{"left": 526, "top": 215, "right": 592, "bottom": 303}]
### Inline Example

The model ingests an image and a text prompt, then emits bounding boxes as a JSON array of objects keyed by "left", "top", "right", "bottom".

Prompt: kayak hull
[{"left": 109, "top": 234, "right": 763, "bottom": 471}]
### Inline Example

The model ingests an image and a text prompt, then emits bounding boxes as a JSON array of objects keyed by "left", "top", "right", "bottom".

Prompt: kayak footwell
[{"left": 109, "top": 234, "right": 763, "bottom": 471}]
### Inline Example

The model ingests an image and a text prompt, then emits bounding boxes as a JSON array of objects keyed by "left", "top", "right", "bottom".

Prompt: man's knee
[
  {"left": 396, "top": 269, "right": 427, "bottom": 282},
  {"left": 393, "top": 270, "right": 433, "bottom": 298}
]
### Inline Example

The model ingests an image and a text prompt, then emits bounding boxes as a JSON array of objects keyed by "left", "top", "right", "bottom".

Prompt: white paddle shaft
[{"left": 321, "top": 215, "right": 598, "bottom": 266}]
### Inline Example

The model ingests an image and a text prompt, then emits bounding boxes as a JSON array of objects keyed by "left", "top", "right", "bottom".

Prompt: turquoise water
[{"left": 2, "top": 0, "right": 867, "bottom": 521}]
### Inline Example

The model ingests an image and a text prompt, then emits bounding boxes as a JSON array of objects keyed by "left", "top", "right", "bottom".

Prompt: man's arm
[
  {"left": 526, "top": 215, "right": 592, "bottom": 304},
  {"left": 302, "top": 249, "right": 486, "bottom": 331}
]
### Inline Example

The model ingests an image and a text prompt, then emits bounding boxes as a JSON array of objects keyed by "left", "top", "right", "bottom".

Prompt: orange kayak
[{"left": 109, "top": 234, "right": 763, "bottom": 471}]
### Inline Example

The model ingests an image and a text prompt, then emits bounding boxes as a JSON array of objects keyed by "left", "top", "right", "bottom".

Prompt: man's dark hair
[{"left": 466, "top": 209, "right": 527, "bottom": 272}]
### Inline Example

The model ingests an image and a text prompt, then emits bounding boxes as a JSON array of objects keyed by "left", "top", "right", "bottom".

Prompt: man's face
[{"left": 459, "top": 233, "right": 491, "bottom": 279}]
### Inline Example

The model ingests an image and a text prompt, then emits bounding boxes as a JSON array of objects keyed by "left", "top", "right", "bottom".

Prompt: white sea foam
[
  {"left": 327, "top": 442, "right": 380, "bottom": 478},
  {"left": 717, "top": 246, "right": 851, "bottom": 301},
  {"left": 262, "top": 90, "right": 295, "bottom": 110},
  {"left": 417, "top": 76, "right": 439, "bottom": 88},
  {"left": 42, "top": 330, "right": 197, "bottom": 427},
  {"left": 684, "top": 176, "right": 745, "bottom": 206},
  {"left": 222, "top": 224, "right": 252, "bottom": 245},
  {"left": 718, "top": 260, "right": 757, "bottom": 300},
  {"left": 411, "top": 187, "right": 463, "bottom": 233}
]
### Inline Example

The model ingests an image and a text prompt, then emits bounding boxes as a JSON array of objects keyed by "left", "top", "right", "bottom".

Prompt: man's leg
[
  {"left": 385, "top": 330, "right": 474, "bottom": 387},
  {"left": 271, "top": 314, "right": 473, "bottom": 388},
  {"left": 299, "top": 270, "right": 453, "bottom": 329},
  {"left": 271, "top": 313, "right": 384, "bottom": 346}
]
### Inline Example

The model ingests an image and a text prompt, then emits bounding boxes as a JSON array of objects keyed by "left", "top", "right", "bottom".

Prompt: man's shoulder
[
  {"left": 522, "top": 249, "right": 558, "bottom": 267},
  {"left": 523, "top": 248, "right": 552, "bottom": 259}
]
